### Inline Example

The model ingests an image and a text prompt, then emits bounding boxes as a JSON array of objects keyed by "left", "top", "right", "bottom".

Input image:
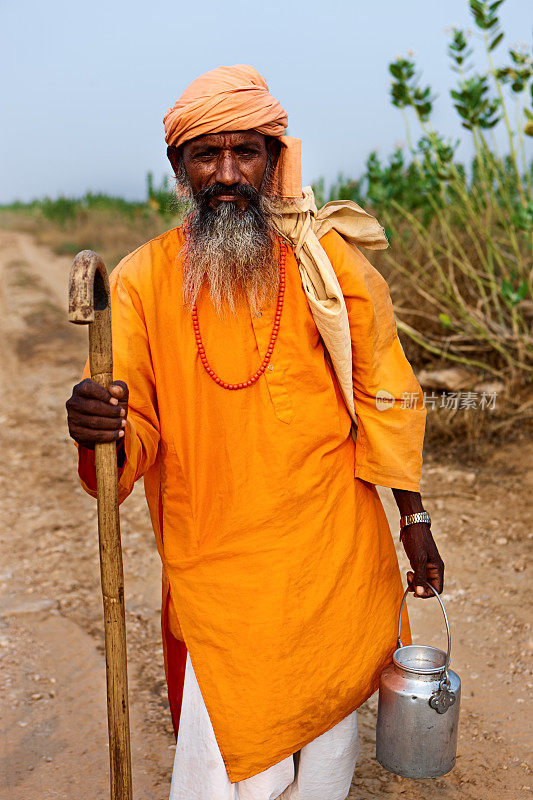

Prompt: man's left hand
[{"left": 400, "top": 522, "right": 444, "bottom": 598}]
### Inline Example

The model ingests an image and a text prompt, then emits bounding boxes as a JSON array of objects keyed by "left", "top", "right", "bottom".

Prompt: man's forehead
[{"left": 184, "top": 131, "right": 266, "bottom": 150}]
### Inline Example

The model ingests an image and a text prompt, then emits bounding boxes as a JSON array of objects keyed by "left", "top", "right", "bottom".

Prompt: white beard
[{"left": 182, "top": 197, "right": 279, "bottom": 316}]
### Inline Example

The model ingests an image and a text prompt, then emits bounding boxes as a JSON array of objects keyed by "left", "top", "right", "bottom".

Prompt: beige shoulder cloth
[{"left": 273, "top": 186, "right": 388, "bottom": 427}]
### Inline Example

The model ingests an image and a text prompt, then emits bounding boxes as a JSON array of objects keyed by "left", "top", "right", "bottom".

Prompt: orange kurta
[{"left": 78, "top": 226, "right": 425, "bottom": 781}]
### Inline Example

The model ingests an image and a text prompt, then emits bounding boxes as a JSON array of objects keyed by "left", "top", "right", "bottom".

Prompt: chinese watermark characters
[{"left": 375, "top": 390, "right": 498, "bottom": 411}]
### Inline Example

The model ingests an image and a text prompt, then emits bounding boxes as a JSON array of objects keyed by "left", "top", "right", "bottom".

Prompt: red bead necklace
[{"left": 191, "top": 238, "right": 286, "bottom": 390}]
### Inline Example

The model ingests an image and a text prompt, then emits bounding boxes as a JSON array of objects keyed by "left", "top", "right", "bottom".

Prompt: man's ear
[
  {"left": 167, "top": 145, "right": 182, "bottom": 175},
  {"left": 266, "top": 137, "right": 281, "bottom": 168}
]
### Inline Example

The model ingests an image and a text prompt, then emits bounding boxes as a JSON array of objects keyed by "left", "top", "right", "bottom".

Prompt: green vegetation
[
  {"left": 0, "top": 179, "right": 186, "bottom": 271},
  {"left": 0, "top": 183, "right": 182, "bottom": 227},
  {"left": 314, "top": 0, "right": 532, "bottom": 386}
]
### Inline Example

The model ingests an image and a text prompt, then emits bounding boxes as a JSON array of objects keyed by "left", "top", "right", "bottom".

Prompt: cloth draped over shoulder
[
  {"left": 273, "top": 186, "right": 389, "bottom": 427},
  {"left": 163, "top": 64, "right": 302, "bottom": 198}
]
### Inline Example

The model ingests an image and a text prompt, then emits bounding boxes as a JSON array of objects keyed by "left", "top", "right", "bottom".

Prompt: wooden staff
[{"left": 69, "top": 250, "right": 133, "bottom": 800}]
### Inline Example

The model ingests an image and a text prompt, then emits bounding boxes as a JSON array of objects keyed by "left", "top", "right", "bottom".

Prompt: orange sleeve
[
  {"left": 78, "top": 261, "right": 160, "bottom": 504},
  {"left": 321, "top": 231, "right": 426, "bottom": 491}
]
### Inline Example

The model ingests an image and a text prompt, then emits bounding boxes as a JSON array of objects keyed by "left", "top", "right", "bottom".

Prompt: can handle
[{"left": 397, "top": 584, "right": 452, "bottom": 669}]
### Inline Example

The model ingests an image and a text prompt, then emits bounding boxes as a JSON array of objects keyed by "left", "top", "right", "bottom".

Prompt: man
[{"left": 67, "top": 65, "right": 444, "bottom": 800}]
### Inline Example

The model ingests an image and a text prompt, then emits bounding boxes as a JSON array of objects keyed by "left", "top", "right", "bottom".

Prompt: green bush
[
  {"left": 41, "top": 196, "right": 80, "bottom": 226},
  {"left": 316, "top": 0, "right": 532, "bottom": 382}
]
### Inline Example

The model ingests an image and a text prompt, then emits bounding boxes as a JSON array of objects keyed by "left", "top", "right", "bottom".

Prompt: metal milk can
[{"left": 376, "top": 585, "right": 461, "bottom": 778}]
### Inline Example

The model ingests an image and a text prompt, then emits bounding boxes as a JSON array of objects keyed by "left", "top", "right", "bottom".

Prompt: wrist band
[{"left": 399, "top": 511, "right": 431, "bottom": 537}]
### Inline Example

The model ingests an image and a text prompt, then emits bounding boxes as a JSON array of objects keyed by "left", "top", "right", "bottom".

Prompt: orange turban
[{"left": 163, "top": 65, "right": 302, "bottom": 198}]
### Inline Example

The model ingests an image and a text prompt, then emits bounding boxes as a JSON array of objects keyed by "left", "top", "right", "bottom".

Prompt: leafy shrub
[{"left": 318, "top": 0, "right": 532, "bottom": 384}]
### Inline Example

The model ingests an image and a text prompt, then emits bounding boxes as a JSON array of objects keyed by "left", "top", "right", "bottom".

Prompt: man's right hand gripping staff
[{"left": 66, "top": 379, "right": 129, "bottom": 462}]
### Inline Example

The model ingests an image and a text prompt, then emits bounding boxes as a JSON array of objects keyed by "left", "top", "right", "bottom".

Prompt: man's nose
[{"left": 214, "top": 152, "right": 241, "bottom": 185}]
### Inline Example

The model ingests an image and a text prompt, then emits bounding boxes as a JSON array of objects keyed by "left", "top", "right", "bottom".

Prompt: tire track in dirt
[{"left": 0, "top": 231, "right": 173, "bottom": 800}]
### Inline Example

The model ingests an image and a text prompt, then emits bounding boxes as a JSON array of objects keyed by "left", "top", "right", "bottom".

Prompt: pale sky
[{"left": 1, "top": 0, "right": 530, "bottom": 203}]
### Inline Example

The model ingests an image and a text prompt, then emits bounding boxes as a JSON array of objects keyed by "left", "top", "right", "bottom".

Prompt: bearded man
[{"left": 66, "top": 65, "right": 444, "bottom": 800}]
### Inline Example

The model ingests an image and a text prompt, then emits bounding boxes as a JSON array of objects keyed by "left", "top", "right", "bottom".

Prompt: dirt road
[{"left": 0, "top": 230, "right": 531, "bottom": 799}]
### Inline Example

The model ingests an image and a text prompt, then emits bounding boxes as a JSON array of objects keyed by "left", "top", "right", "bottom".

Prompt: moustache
[{"left": 195, "top": 182, "right": 261, "bottom": 206}]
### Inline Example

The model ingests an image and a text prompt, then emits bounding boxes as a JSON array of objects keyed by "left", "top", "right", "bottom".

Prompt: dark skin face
[{"left": 167, "top": 130, "right": 279, "bottom": 211}]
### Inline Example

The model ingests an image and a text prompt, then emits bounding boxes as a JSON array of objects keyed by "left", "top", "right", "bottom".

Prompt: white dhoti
[{"left": 169, "top": 655, "right": 359, "bottom": 800}]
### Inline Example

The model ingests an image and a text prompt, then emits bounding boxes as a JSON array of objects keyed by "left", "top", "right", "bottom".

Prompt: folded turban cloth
[{"left": 163, "top": 65, "right": 302, "bottom": 198}]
